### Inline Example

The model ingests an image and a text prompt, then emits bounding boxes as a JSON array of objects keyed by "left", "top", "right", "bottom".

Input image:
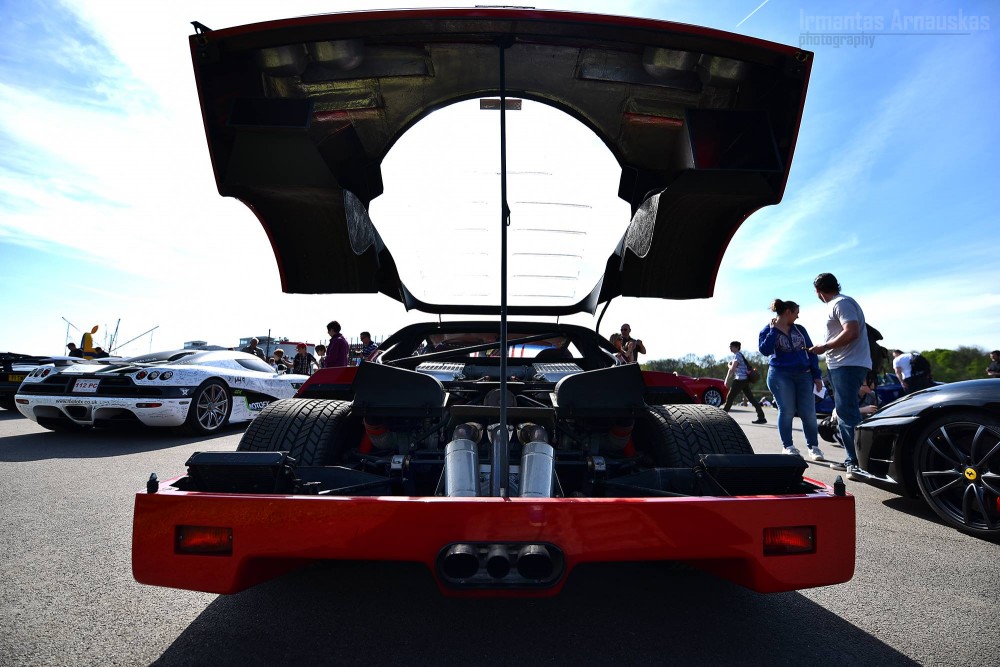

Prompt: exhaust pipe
[
  {"left": 444, "top": 424, "right": 481, "bottom": 497},
  {"left": 442, "top": 544, "right": 480, "bottom": 580},
  {"left": 516, "top": 544, "right": 553, "bottom": 580},
  {"left": 519, "top": 424, "right": 554, "bottom": 498},
  {"left": 486, "top": 545, "right": 511, "bottom": 579}
]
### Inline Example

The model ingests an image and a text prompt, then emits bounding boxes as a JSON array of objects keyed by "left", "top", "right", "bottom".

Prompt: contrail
[{"left": 736, "top": 0, "right": 771, "bottom": 28}]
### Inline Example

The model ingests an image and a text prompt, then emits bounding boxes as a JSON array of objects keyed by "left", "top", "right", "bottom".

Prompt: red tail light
[
  {"left": 763, "top": 526, "right": 815, "bottom": 555},
  {"left": 176, "top": 525, "right": 232, "bottom": 555}
]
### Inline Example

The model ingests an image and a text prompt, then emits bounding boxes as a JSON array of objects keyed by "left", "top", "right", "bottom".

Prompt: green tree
[
  {"left": 920, "top": 346, "right": 988, "bottom": 383},
  {"left": 643, "top": 345, "right": 991, "bottom": 386}
]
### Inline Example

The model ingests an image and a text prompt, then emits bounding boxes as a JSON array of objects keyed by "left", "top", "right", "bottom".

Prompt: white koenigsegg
[{"left": 15, "top": 349, "right": 309, "bottom": 434}]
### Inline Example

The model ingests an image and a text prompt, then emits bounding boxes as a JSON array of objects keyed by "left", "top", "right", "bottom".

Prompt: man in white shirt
[
  {"left": 808, "top": 273, "right": 871, "bottom": 478},
  {"left": 892, "top": 349, "right": 912, "bottom": 386}
]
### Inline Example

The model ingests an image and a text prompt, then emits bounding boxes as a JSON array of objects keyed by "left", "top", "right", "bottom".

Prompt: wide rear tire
[
  {"left": 238, "top": 398, "right": 358, "bottom": 466},
  {"left": 635, "top": 404, "right": 753, "bottom": 467}
]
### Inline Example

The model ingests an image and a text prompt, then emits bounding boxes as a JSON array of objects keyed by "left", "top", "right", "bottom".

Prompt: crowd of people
[
  {"left": 239, "top": 321, "right": 381, "bottom": 375},
  {"left": 721, "top": 272, "right": 1000, "bottom": 479},
  {"left": 720, "top": 273, "right": 876, "bottom": 479}
]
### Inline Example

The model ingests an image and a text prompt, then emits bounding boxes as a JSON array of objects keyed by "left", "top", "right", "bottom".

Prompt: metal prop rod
[{"left": 491, "top": 39, "right": 512, "bottom": 498}]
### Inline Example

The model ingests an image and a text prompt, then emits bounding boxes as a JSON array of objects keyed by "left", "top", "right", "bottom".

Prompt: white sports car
[{"left": 15, "top": 349, "right": 309, "bottom": 434}]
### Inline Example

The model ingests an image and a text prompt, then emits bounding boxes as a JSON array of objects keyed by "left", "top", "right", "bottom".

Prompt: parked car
[
  {"left": 815, "top": 372, "right": 904, "bottom": 417},
  {"left": 15, "top": 349, "right": 309, "bottom": 434},
  {"left": 131, "top": 8, "right": 854, "bottom": 598},
  {"left": 1, "top": 353, "right": 83, "bottom": 411},
  {"left": 854, "top": 379, "right": 1000, "bottom": 537}
]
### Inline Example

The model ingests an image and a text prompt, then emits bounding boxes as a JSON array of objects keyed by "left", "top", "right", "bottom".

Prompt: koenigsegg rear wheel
[
  {"left": 183, "top": 379, "right": 232, "bottom": 435},
  {"left": 911, "top": 412, "right": 1000, "bottom": 537},
  {"left": 238, "top": 398, "right": 358, "bottom": 466},
  {"left": 702, "top": 388, "right": 724, "bottom": 407},
  {"left": 635, "top": 404, "right": 753, "bottom": 467}
]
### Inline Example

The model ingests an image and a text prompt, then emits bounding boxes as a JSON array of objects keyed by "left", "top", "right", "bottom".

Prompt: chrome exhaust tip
[
  {"left": 441, "top": 543, "right": 480, "bottom": 580},
  {"left": 485, "top": 544, "right": 511, "bottom": 579},
  {"left": 516, "top": 544, "right": 553, "bottom": 581}
]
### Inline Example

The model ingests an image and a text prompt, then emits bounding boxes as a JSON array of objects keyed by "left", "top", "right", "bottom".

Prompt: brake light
[
  {"left": 176, "top": 525, "right": 233, "bottom": 555},
  {"left": 136, "top": 371, "right": 148, "bottom": 380},
  {"left": 763, "top": 526, "right": 815, "bottom": 555},
  {"left": 136, "top": 403, "right": 162, "bottom": 408}
]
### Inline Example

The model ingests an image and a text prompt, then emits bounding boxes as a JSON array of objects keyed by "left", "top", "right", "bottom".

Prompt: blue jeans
[
  {"left": 829, "top": 365, "right": 868, "bottom": 466},
  {"left": 766, "top": 367, "right": 819, "bottom": 451}
]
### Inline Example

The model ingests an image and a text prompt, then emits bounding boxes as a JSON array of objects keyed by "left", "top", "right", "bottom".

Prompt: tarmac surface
[{"left": 0, "top": 405, "right": 997, "bottom": 666}]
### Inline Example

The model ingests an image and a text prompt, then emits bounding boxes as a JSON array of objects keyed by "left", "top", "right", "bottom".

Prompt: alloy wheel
[{"left": 913, "top": 416, "right": 1000, "bottom": 535}]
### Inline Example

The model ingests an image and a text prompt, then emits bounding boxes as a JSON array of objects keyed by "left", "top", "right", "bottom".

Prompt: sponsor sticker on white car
[{"left": 72, "top": 379, "right": 100, "bottom": 393}]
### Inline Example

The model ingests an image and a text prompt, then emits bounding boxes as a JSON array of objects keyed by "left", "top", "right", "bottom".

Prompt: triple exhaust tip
[{"left": 442, "top": 543, "right": 554, "bottom": 581}]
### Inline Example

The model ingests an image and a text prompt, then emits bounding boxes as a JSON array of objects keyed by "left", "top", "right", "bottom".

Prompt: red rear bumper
[{"left": 133, "top": 479, "right": 854, "bottom": 596}]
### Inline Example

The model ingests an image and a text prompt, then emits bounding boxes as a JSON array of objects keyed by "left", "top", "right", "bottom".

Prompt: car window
[{"left": 235, "top": 358, "right": 276, "bottom": 373}]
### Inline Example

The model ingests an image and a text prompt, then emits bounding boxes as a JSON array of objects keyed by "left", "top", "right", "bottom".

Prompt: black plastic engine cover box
[
  {"left": 185, "top": 451, "right": 297, "bottom": 494},
  {"left": 699, "top": 453, "right": 808, "bottom": 496}
]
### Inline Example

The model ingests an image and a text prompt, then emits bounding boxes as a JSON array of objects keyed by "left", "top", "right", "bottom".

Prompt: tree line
[{"left": 643, "top": 345, "right": 995, "bottom": 384}]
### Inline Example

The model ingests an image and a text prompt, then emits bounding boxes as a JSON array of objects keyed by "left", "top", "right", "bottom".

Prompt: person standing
[
  {"left": 891, "top": 349, "right": 931, "bottom": 394},
  {"left": 291, "top": 344, "right": 318, "bottom": 375},
  {"left": 65, "top": 342, "right": 84, "bottom": 358},
  {"left": 271, "top": 348, "right": 289, "bottom": 373},
  {"left": 759, "top": 299, "right": 825, "bottom": 461},
  {"left": 619, "top": 324, "right": 646, "bottom": 364},
  {"left": 723, "top": 341, "right": 766, "bottom": 424},
  {"left": 241, "top": 337, "right": 267, "bottom": 362},
  {"left": 891, "top": 349, "right": 912, "bottom": 387},
  {"left": 988, "top": 350, "right": 1000, "bottom": 378},
  {"left": 322, "top": 321, "right": 350, "bottom": 368},
  {"left": 809, "top": 273, "right": 870, "bottom": 478},
  {"left": 359, "top": 331, "right": 379, "bottom": 362},
  {"left": 314, "top": 344, "right": 327, "bottom": 367}
]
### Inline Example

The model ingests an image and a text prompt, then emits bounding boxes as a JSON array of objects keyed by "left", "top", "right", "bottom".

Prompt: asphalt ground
[{"left": 0, "top": 406, "right": 997, "bottom": 666}]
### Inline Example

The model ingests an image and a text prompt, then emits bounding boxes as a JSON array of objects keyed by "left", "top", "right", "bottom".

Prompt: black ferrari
[{"left": 854, "top": 379, "right": 1000, "bottom": 537}]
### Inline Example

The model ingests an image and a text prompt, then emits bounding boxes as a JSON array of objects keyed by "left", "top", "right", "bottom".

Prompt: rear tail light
[
  {"left": 763, "top": 526, "right": 815, "bottom": 555},
  {"left": 176, "top": 525, "right": 232, "bottom": 555},
  {"left": 136, "top": 403, "right": 162, "bottom": 409}
]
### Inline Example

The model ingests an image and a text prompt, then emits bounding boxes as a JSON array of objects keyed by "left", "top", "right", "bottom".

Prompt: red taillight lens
[
  {"left": 135, "top": 403, "right": 162, "bottom": 408},
  {"left": 176, "top": 525, "right": 232, "bottom": 555},
  {"left": 763, "top": 526, "right": 816, "bottom": 555},
  {"left": 136, "top": 371, "right": 148, "bottom": 379}
]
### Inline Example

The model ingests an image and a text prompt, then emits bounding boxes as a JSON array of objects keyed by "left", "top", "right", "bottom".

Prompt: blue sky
[{"left": 1, "top": 0, "right": 997, "bottom": 359}]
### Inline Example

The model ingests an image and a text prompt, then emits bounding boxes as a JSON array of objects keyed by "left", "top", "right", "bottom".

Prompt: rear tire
[
  {"left": 635, "top": 404, "right": 753, "bottom": 467},
  {"left": 183, "top": 379, "right": 232, "bottom": 435},
  {"left": 238, "top": 398, "right": 358, "bottom": 466}
]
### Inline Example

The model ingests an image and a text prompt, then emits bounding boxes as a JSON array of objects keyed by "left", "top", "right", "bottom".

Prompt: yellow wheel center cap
[{"left": 964, "top": 468, "right": 978, "bottom": 481}]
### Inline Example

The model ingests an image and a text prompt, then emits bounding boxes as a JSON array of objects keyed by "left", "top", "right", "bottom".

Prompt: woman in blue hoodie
[{"left": 758, "top": 299, "right": 825, "bottom": 461}]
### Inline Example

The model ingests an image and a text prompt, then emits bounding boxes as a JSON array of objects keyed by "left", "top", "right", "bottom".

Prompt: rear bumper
[
  {"left": 16, "top": 395, "right": 188, "bottom": 427},
  {"left": 133, "top": 479, "right": 855, "bottom": 596}
]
